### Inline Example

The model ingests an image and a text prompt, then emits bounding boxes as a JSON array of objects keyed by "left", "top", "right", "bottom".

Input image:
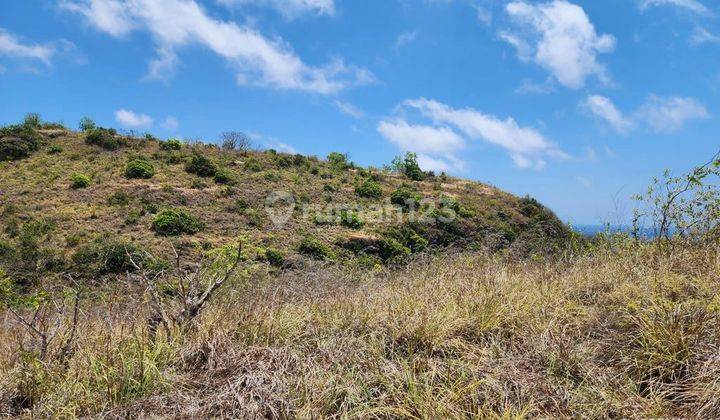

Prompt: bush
[
  {"left": 264, "top": 248, "right": 285, "bottom": 267},
  {"left": 23, "top": 113, "right": 41, "bottom": 128},
  {"left": 213, "top": 168, "right": 234, "bottom": 184},
  {"left": 159, "top": 138, "right": 182, "bottom": 151},
  {"left": 244, "top": 157, "right": 262, "bottom": 172},
  {"left": 340, "top": 210, "right": 365, "bottom": 229},
  {"left": 125, "top": 158, "right": 155, "bottom": 179},
  {"left": 108, "top": 190, "right": 131, "bottom": 206},
  {"left": 328, "top": 152, "right": 351, "bottom": 170},
  {"left": 391, "top": 184, "right": 422, "bottom": 210},
  {"left": 378, "top": 237, "right": 411, "bottom": 262},
  {"left": 70, "top": 173, "right": 91, "bottom": 189},
  {"left": 78, "top": 117, "right": 96, "bottom": 132},
  {"left": 151, "top": 208, "right": 204, "bottom": 236},
  {"left": 391, "top": 152, "right": 426, "bottom": 181},
  {"left": 0, "top": 124, "right": 43, "bottom": 161},
  {"left": 185, "top": 154, "right": 217, "bottom": 177},
  {"left": 299, "top": 236, "right": 335, "bottom": 261},
  {"left": 72, "top": 238, "right": 142, "bottom": 274},
  {"left": 355, "top": 178, "right": 382, "bottom": 198},
  {"left": 275, "top": 155, "right": 293, "bottom": 168},
  {"left": 85, "top": 128, "right": 121, "bottom": 150},
  {"left": 47, "top": 145, "right": 63, "bottom": 155}
]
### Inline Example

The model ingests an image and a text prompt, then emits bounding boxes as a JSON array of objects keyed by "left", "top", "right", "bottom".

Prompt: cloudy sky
[{"left": 1, "top": 0, "right": 718, "bottom": 224}]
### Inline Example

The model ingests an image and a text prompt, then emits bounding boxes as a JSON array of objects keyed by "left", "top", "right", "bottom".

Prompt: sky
[{"left": 1, "top": 0, "right": 719, "bottom": 225}]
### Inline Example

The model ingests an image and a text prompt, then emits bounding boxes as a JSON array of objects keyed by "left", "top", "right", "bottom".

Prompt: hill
[{"left": 0, "top": 117, "right": 571, "bottom": 286}]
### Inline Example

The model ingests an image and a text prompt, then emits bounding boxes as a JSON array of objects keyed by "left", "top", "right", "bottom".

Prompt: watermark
[{"left": 264, "top": 190, "right": 458, "bottom": 228}]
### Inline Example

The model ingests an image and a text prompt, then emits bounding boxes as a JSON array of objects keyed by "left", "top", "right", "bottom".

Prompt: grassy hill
[
  {"left": 8, "top": 117, "right": 720, "bottom": 418},
  {"left": 0, "top": 117, "right": 570, "bottom": 286}
]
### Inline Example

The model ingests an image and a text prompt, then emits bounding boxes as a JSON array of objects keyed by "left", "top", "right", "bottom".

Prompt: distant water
[{"left": 574, "top": 225, "right": 658, "bottom": 238}]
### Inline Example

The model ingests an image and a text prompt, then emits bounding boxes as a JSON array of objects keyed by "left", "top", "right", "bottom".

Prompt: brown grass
[{"left": 2, "top": 239, "right": 719, "bottom": 418}]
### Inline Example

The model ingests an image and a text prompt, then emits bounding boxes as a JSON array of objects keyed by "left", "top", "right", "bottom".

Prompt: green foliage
[
  {"left": 70, "top": 173, "right": 91, "bottom": 189},
  {"left": 47, "top": 145, "right": 63, "bottom": 155},
  {"left": 78, "top": 117, "right": 96, "bottom": 132},
  {"left": 391, "top": 184, "right": 422, "bottom": 210},
  {"left": 185, "top": 154, "right": 217, "bottom": 177},
  {"left": 299, "top": 236, "right": 335, "bottom": 261},
  {"left": 159, "top": 138, "right": 182, "bottom": 151},
  {"left": 85, "top": 128, "right": 121, "bottom": 150},
  {"left": 386, "top": 224, "right": 429, "bottom": 253},
  {"left": 72, "top": 237, "right": 145, "bottom": 274},
  {"left": 340, "top": 210, "right": 365, "bottom": 229},
  {"left": 263, "top": 248, "right": 285, "bottom": 267},
  {"left": 244, "top": 157, "right": 262, "bottom": 172},
  {"left": 151, "top": 208, "right": 204, "bottom": 236},
  {"left": 328, "top": 152, "right": 351, "bottom": 170},
  {"left": 378, "top": 237, "right": 411, "bottom": 262},
  {"left": 275, "top": 155, "right": 293, "bottom": 168},
  {"left": 355, "top": 178, "right": 382, "bottom": 198},
  {"left": 391, "top": 152, "right": 426, "bottom": 181},
  {"left": 108, "top": 190, "right": 131, "bottom": 206},
  {"left": 125, "top": 158, "right": 155, "bottom": 179},
  {"left": 23, "top": 113, "right": 41, "bottom": 128},
  {"left": 0, "top": 124, "right": 43, "bottom": 161},
  {"left": 213, "top": 168, "right": 234, "bottom": 184}
]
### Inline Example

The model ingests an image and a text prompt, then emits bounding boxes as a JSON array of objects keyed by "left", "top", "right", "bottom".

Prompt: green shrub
[
  {"left": 213, "top": 168, "right": 234, "bottom": 184},
  {"left": 185, "top": 154, "right": 217, "bottom": 177},
  {"left": 72, "top": 238, "right": 142, "bottom": 274},
  {"left": 328, "top": 152, "right": 351, "bottom": 170},
  {"left": 379, "top": 237, "right": 411, "bottom": 262},
  {"left": 391, "top": 184, "right": 422, "bottom": 210},
  {"left": 244, "top": 157, "right": 262, "bottom": 172},
  {"left": 78, "top": 117, "right": 96, "bottom": 132},
  {"left": 0, "top": 124, "right": 43, "bottom": 161},
  {"left": 47, "top": 144, "right": 63, "bottom": 155},
  {"left": 23, "top": 113, "right": 41, "bottom": 128},
  {"left": 125, "top": 158, "right": 155, "bottom": 179},
  {"left": 391, "top": 152, "right": 426, "bottom": 181},
  {"left": 85, "top": 128, "right": 121, "bottom": 150},
  {"left": 108, "top": 190, "right": 131, "bottom": 206},
  {"left": 159, "top": 138, "right": 182, "bottom": 151},
  {"left": 299, "top": 236, "right": 335, "bottom": 261},
  {"left": 151, "top": 208, "right": 204, "bottom": 236},
  {"left": 70, "top": 173, "right": 91, "bottom": 189},
  {"left": 264, "top": 248, "right": 285, "bottom": 267},
  {"left": 275, "top": 155, "right": 293, "bottom": 168},
  {"left": 340, "top": 210, "right": 365, "bottom": 229},
  {"left": 355, "top": 178, "right": 382, "bottom": 198}
]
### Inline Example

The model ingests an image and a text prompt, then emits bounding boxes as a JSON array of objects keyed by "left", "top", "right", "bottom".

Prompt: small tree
[
  {"left": 391, "top": 152, "right": 426, "bottom": 181},
  {"left": 220, "top": 131, "right": 252, "bottom": 153},
  {"left": 633, "top": 150, "right": 720, "bottom": 245},
  {"left": 78, "top": 117, "right": 96, "bottom": 132}
]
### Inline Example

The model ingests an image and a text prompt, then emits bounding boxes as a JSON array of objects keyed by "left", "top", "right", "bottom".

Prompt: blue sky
[{"left": 1, "top": 0, "right": 718, "bottom": 224}]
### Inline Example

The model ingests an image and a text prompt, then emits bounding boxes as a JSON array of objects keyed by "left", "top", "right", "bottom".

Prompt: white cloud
[
  {"left": 576, "top": 176, "right": 593, "bottom": 188},
  {"left": 476, "top": 6, "right": 492, "bottom": 26},
  {"left": 691, "top": 27, "right": 720, "bottom": 45},
  {"left": 335, "top": 100, "right": 364, "bottom": 118},
  {"left": 402, "top": 98, "right": 567, "bottom": 168},
  {"left": 581, "top": 95, "right": 632, "bottom": 134},
  {"left": 61, "top": 0, "right": 372, "bottom": 94},
  {"left": 162, "top": 116, "right": 179, "bottom": 131},
  {"left": 639, "top": 0, "right": 708, "bottom": 14},
  {"left": 216, "top": 0, "right": 335, "bottom": 18},
  {"left": 637, "top": 95, "right": 709, "bottom": 133},
  {"left": 378, "top": 98, "right": 566, "bottom": 171},
  {"left": 502, "top": 1, "right": 615, "bottom": 89},
  {"left": 115, "top": 109, "right": 154, "bottom": 128},
  {"left": 394, "top": 31, "right": 417, "bottom": 50},
  {"left": 0, "top": 28, "right": 59, "bottom": 65}
]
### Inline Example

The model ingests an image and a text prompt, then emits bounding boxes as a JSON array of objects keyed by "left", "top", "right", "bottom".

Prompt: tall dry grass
[{"left": 1, "top": 239, "right": 720, "bottom": 418}]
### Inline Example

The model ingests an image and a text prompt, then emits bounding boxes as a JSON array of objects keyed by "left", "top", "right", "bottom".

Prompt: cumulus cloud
[
  {"left": 637, "top": 95, "right": 709, "bottom": 133},
  {"left": 61, "top": 0, "right": 372, "bottom": 94},
  {"left": 115, "top": 108, "right": 153, "bottom": 128},
  {"left": 0, "top": 28, "right": 72, "bottom": 66},
  {"left": 581, "top": 95, "right": 632, "bottom": 134},
  {"left": 378, "top": 98, "right": 566, "bottom": 171},
  {"left": 639, "top": 0, "right": 708, "bottom": 14},
  {"left": 501, "top": 1, "right": 615, "bottom": 89},
  {"left": 216, "top": 0, "right": 335, "bottom": 18}
]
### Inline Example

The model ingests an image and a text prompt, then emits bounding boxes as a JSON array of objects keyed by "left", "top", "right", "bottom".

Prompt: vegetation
[
  {"left": 85, "top": 127, "right": 121, "bottom": 150},
  {"left": 298, "top": 236, "right": 335, "bottom": 260},
  {"left": 0, "top": 124, "right": 43, "bottom": 161},
  {"left": 185, "top": 154, "right": 217, "bottom": 177},
  {"left": 151, "top": 208, "right": 204, "bottom": 236},
  {"left": 355, "top": 177, "right": 383, "bottom": 198},
  {"left": 159, "top": 138, "right": 182, "bottom": 151},
  {"left": 125, "top": 158, "right": 155, "bottom": 179},
  {"left": 69, "top": 173, "right": 91, "bottom": 189},
  {"left": 391, "top": 152, "right": 426, "bottom": 181},
  {"left": 390, "top": 183, "right": 422, "bottom": 209}
]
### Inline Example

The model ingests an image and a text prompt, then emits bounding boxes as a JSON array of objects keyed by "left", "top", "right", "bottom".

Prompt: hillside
[{"left": 0, "top": 119, "right": 570, "bottom": 286}]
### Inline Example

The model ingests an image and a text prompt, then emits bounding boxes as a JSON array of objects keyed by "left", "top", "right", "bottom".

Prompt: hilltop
[{"left": 0, "top": 116, "right": 571, "bottom": 286}]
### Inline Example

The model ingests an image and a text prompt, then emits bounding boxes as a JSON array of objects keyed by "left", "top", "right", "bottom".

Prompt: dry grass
[{"left": 2, "top": 239, "right": 719, "bottom": 418}]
